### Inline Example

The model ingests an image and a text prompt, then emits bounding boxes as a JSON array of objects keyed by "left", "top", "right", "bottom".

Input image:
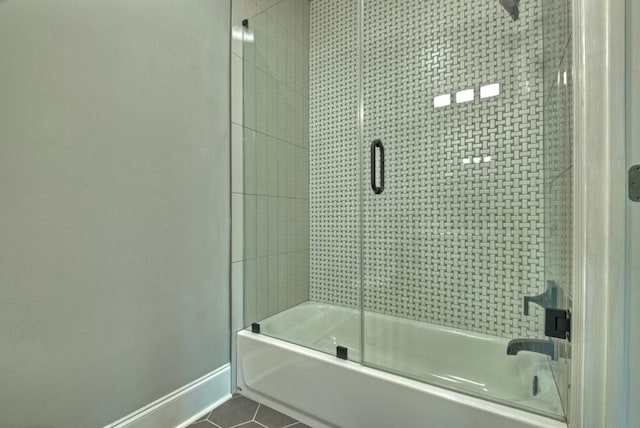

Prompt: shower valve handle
[{"left": 523, "top": 280, "right": 558, "bottom": 316}]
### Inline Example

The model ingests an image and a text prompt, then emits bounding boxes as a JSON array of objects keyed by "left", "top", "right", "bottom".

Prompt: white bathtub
[{"left": 237, "top": 302, "right": 567, "bottom": 428}]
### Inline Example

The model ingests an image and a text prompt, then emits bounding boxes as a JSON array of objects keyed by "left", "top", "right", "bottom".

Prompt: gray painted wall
[{"left": 0, "top": 1, "right": 230, "bottom": 426}]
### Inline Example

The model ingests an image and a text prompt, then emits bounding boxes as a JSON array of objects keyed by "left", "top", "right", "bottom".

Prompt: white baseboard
[{"left": 105, "top": 363, "right": 231, "bottom": 428}]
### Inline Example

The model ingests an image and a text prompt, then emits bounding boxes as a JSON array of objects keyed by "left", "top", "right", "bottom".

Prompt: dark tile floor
[{"left": 189, "top": 394, "right": 311, "bottom": 428}]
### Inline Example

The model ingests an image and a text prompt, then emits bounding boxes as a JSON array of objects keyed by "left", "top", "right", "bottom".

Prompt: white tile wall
[
  {"left": 231, "top": 193, "right": 244, "bottom": 263},
  {"left": 231, "top": 124, "right": 244, "bottom": 194},
  {"left": 232, "top": 0, "right": 310, "bottom": 327},
  {"left": 231, "top": 53, "right": 244, "bottom": 126}
]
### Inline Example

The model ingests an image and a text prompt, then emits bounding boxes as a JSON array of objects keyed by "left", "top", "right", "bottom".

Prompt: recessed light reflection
[
  {"left": 434, "top": 82, "right": 501, "bottom": 109},
  {"left": 480, "top": 83, "right": 500, "bottom": 99},
  {"left": 456, "top": 89, "right": 474, "bottom": 103},
  {"left": 461, "top": 156, "right": 493, "bottom": 165},
  {"left": 434, "top": 94, "right": 451, "bottom": 108}
]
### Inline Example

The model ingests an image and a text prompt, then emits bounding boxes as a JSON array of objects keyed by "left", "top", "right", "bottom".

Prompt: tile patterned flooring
[{"left": 189, "top": 394, "right": 311, "bottom": 428}]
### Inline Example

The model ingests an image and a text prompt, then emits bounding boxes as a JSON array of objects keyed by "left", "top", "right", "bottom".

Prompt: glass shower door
[
  {"left": 360, "top": 0, "right": 566, "bottom": 419},
  {"left": 239, "top": 0, "right": 363, "bottom": 363}
]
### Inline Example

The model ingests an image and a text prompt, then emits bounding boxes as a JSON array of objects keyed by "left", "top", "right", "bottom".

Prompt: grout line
[
  {"left": 281, "top": 423, "right": 300, "bottom": 428},
  {"left": 252, "top": 403, "right": 261, "bottom": 421},
  {"left": 253, "top": 421, "right": 269, "bottom": 428},
  {"left": 240, "top": 127, "right": 310, "bottom": 150},
  {"left": 234, "top": 250, "right": 310, "bottom": 264},
  {"left": 231, "top": 192, "right": 310, "bottom": 201}
]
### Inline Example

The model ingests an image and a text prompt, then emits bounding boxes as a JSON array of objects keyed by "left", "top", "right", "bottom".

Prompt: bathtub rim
[
  {"left": 253, "top": 300, "right": 565, "bottom": 416},
  {"left": 237, "top": 329, "right": 567, "bottom": 428}
]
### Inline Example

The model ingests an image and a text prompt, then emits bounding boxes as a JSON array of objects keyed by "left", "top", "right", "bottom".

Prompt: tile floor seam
[
  {"left": 228, "top": 420, "right": 255, "bottom": 428},
  {"left": 252, "top": 403, "right": 261, "bottom": 421},
  {"left": 190, "top": 394, "right": 301, "bottom": 428}
]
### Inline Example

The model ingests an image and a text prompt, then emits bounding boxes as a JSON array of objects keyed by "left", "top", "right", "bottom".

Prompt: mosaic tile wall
[
  {"left": 309, "top": 0, "right": 361, "bottom": 309},
  {"left": 310, "top": 0, "right": 549, "bottom": 339}
]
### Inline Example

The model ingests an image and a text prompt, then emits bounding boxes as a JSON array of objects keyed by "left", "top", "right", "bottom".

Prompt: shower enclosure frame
[
  {"left": 229, "top": 0, "right": 632, "bottom": 425},
  {"left": 569, "top": 0, "right": 628, "bottom": 426}
]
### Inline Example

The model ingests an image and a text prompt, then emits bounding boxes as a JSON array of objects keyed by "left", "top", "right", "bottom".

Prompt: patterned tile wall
[
  {"left": 232, "top": 0, "right": 310, "bottom": 328},
  {"left": 309, "top": 0, "right": 362, "bottom": 309},
  {"left": 310, "top": 0, "right": 550, "bottom": 339}
]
